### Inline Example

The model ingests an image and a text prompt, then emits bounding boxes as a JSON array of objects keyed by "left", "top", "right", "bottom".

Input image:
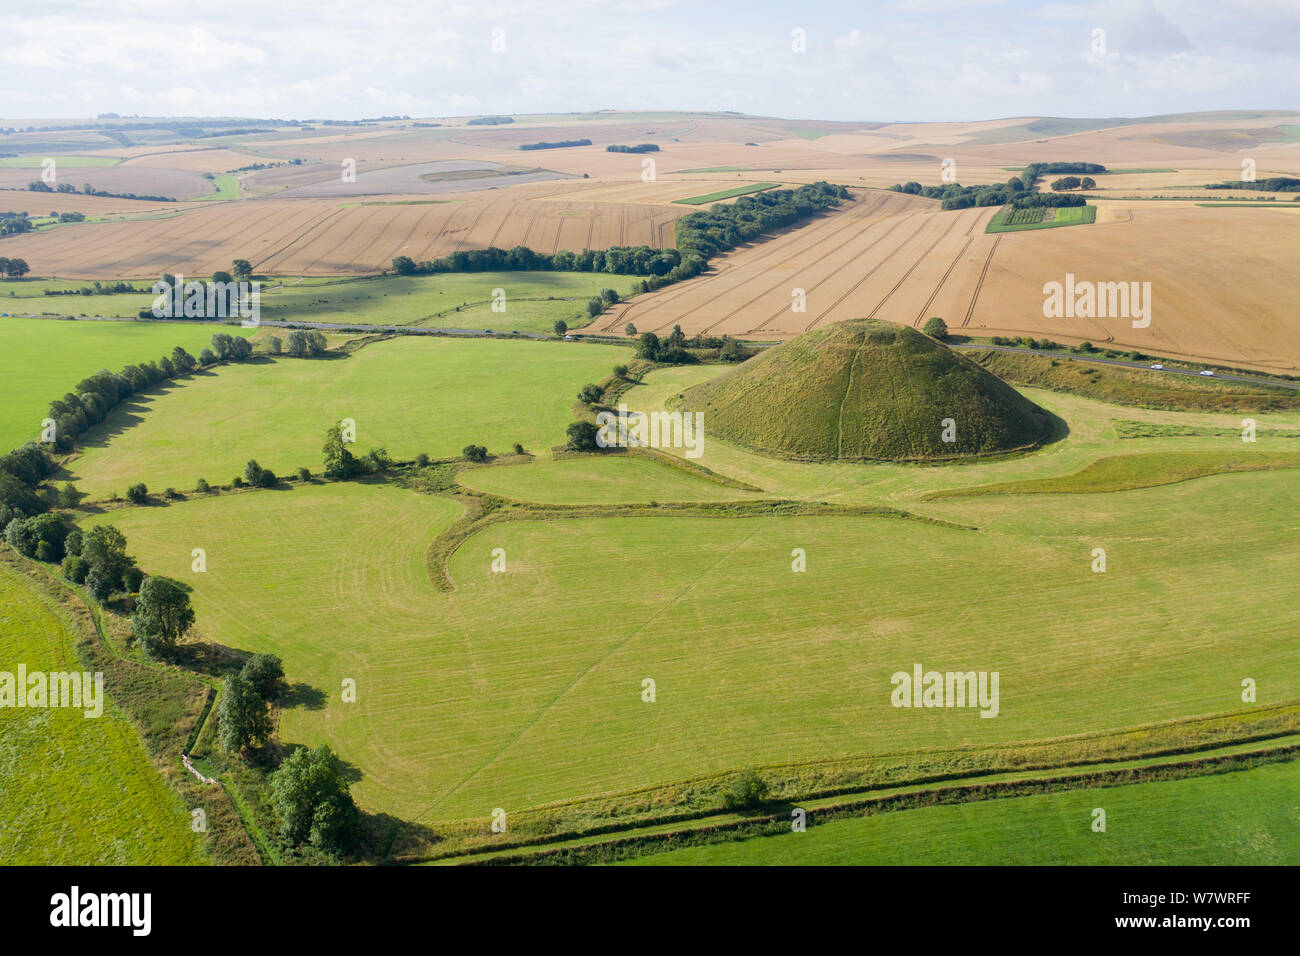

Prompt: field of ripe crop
[
  {"left": 65, "top": 336, "right": 620, "bottom": 497},
  {"left": 0, "top": 562, "right": 205, "bottom": 864},
  {"left": 626, "top": 758, "right": 1300, "bottom": 865},
  {"left": 0, "top": 185, "right": 687, "bottom": 279},
  {"left": 0, "top": 316, "right": 250, "bottom": 451},
  {"left": 593, "top": 191, "right": 989, "bottom": 339}
]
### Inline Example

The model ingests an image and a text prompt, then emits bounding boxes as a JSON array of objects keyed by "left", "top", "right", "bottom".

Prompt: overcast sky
[{"left": 3, "top": 0, "right": 1297, "bottom": 122}]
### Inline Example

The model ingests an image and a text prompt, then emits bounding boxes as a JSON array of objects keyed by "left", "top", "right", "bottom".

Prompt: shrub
[
  {"left": 231, "top": 475, "right": 244, "bottom": 488},
  {"left": 35, "top": 540, "right": 54, "bottom": 562},
  {"left": 297, "top": 466, "right": 312, "bottom": 482},
  {"left": 163, "top": 487, "right": 181, "bottom": 500},
  {"left": 565, "top": 421, "right": 600, "bottom": 452},
  {"left": 923, "top": 316, "right": 948, "bottom": 340},
  {"left": 245, "top": 459, "right": 276, "bottom": 488},
  {"left": 613, "top": 364, "right": 629, "bottom": 378},
  {"left": 126, "top": 483, "right": 148, "bottom": 505},
  {"left": 512, "top": 443, "right": 524, "bottom": 455},
  {"left": 721, "top": 769, "right": 769, "bottom": 810},
  {"left": 578, "top": 383, "right": 603, "bottom": 404},
  {"left": 625, "top": 323, "right": 637, "bottom": 337},
  {"left": 414, "top": 453, "right": 429, "bottom": 467},
  {"left": 195, "top": 478, "right": 211, "bottom": 494},
  {"left": 61, "top": 554, "right": 89, "bottom": 584},
  {"left": 462, "top": 444, "right": 488, "bottom": 463}
]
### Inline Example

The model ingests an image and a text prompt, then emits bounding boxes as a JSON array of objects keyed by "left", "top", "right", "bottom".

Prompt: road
[
  {"left": 950, "top": 342, "right": 1300, "bottom": 392},
  {"left": 6, "top": 311, "right": 1298, "bottom": 390}
]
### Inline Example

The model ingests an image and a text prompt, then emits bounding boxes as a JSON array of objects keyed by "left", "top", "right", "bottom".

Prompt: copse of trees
[
  {"left": 1050, "top": 176, "right": 1096, "bottom": 191},
  {"left": 519, "top": 138, "right": 592, "bottom": 150},
  {"left": 270, "top": 745, "right": 361, "bottom": 856},
  {"left": 674, "top": 181, "right": 850, "bottom": 259},
  {"left": 892, "top": 162, "right": 1106, "bottom": 210},
  {"left": 606, "top": 143, "right": 659, "bottom": 153},
  {"left": 284, "top": 329, "right": 328, "bottom": 357},
  {"left": 0, "top": 255, "right": 31, "bottom": 275}
]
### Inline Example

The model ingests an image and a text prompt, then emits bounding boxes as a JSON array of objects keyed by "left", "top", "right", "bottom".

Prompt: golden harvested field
[
  {"left": 0, "top": 185, "right": 688, "bottom": 278},
  {"left": 3, "top": 110, "right": 1298, "bottom": 371}
]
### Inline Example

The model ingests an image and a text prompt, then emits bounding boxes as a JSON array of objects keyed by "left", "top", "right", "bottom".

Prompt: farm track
[
  {"left": 862, "top": 209, "right": 977, "bottom": 323},
  {"left": 800, "top": 210, "right": 938, "bottom": 333},
  {"left": 960, "top": 235, "right": 1000, "bottom": 329},
  {"left": 604, "top": 194, "right": 909, "bottom": 335},
  {"left": 913, "top": 236, "right": 973, "bottom": 327},
  {"left": 700, "top": 203, "right": 919, "bottom": 336}
]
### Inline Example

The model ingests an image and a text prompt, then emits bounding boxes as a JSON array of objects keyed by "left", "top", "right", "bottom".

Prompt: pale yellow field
[{"left": 3, "top": 110, "right": 1298, "bottom": 371}]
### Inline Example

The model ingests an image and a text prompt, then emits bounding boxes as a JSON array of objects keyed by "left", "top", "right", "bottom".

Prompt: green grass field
[
  {"left": 0, "top": 562, "right": 205, "bottom": 864},
  {"left": 0, "top": 316, "right": 251, "bottom": 451},
  {"left": 254, "top": 272, "right": 640, "bottom": 333},
  {"left": 66, "top": 336, "right": 620, "bottom": 497},
  {"left": 23, "top": 325, "right": 1300, "bottom": 863},
  {"left": 3, "top": 271, "right": 639, "bottom": 335},
  {"left": 0, "top": 154, "right": 120, "bottom": 168},
  {"left": 674, "top": 183, "right": 780, "bottom": 205},
  {"left": 625, "top": 759, "right": 1300, "bottom": 865},
  {"left": 83, "top": 454, "right": 1300, "bottom": 827},
  {"left": 986, "top": 204, "right": 1097, "bottom": 233},
  {"left": 190, "top": 174, "right": 239, "bottom": 201}
]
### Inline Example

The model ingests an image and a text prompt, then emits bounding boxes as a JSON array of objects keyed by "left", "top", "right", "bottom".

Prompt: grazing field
[
  {"left": 0, "top": 562, "right": 205, "bottom": 865},
  {"left": 0, "top": 317, "right": 250, "bottom": 451},
  {"left": 626, "top": 759, "right": 1300, "bottom": 865},
  {"left": 253, "top": 272, "right": 641, "bottom": 331},
  {"left": 86, "top": 457, "right": 1300, "bottom": 824},
  {"left": 65, "top": 336, "right": 619, "bottom": 497},
  {"left": 673, "top": 182, "right": 780, "bottom": 204}
]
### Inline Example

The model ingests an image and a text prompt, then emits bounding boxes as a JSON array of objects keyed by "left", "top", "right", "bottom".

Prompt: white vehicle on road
[
  {"left": 1150, "top": 363, "right": 1164, "bottom": 370},
  {"left": 1200, "top": 369, "right": 1215, "bottom": 376}
]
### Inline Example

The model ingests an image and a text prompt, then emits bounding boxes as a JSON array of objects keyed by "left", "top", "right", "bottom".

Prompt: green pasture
[
  {"left": 0, "top": 562, "right": 205, "bottom": 864},
  {"left": 626, "top": 758, "right": 1300, "bottom": 865},
  {"left": 66, "top": 336, "right": 619, "bottom": 497},
  {"left": 254, "top": 272, "right": 640, "bottom": 333},
  {"left": 0, "top": 316, "right": 250, "bottom": 451},
  {"left": 84, "top": 456, "right": 1300, "bottom": 824}
]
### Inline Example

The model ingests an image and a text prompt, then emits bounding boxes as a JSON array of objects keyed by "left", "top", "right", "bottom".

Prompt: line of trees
[
  {"left": 392, "top": 182, "right": 853, "bottom": 304},
  {"left": 393, "top": 244, "right": 684, "bottom": 278},
  {"left": 891, "top": 162, "right": 1107, "bottom": 210},
  {"left": 606, "top": 143, "right": 659, "bottom": 153},
  {"left": 519, "top": 138, "right": 591, "bottom": 150},
  {"left": 44, "top": 334, "right": 257, "bottom": 452},
  {"left": 1206, "top": 177, "right": 1300, "bottom": 192}
]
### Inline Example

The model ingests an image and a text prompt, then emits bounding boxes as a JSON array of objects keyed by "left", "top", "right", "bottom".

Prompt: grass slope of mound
[{"left": 680, "top": 318, "right": 1053, "bottom": 461}]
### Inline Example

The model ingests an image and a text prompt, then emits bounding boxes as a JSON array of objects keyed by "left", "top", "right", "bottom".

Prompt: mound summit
[{"left": 680, "top": 318, "right": 1054, "bottom": 461}]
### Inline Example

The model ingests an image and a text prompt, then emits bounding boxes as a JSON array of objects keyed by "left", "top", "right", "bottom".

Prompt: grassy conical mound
[{"left": 680, "top": 318, "right": 1053, "bottom": 461}]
